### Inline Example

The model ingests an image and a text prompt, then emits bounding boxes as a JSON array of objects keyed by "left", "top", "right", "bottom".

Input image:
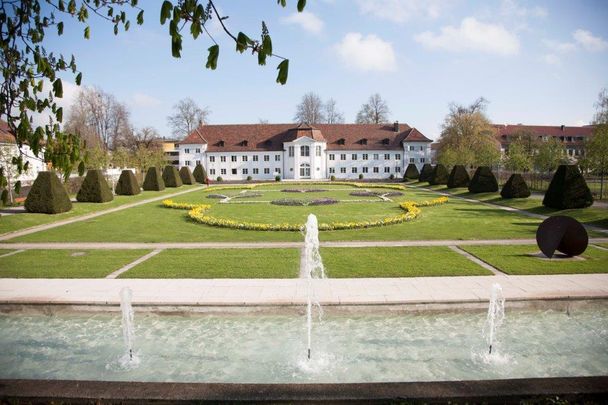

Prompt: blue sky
[{"left": 45, "top": 0, "right": 608, "bottom": 140}]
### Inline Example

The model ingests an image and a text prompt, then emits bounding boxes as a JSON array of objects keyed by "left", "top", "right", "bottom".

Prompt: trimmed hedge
[
  {"left": 501, "top": 174, "right": 530, "bottom": 198},
  {"left": 115, "top": 170, "right": 141, "bottom": 196},
  {"left": 447, "top": 165, "right": 470, "bottom": 188},
  {"left": 419, "top": 164, "right": 433, "bottom": 182},
  {"left": 468, "top": 166, "right": 498, "bottom": 193},
  {"left": 193, "top": 163, "right": 208, "bottom": 184},
  {"left": 162, "top": 165, "right": 183, "bottom": 188},
  {"left": 142, "top": 167, "right": 165, "bottom": 191},
  {"left": 77, "top": 169, "right": 114, "bottom": 203},
  {"left": 179, "top": 166, "right": 196, "bottom": 185},
  {"left": 403, "top": 163, "right": 420, "bottom": 180},
  {"left": 429, "top": 164, "right": 449, "bottom": 185},
  {"left": 543, "top": 165, "right": 593, "bottom": 209},
  {"left": 24, "top": 171, "right": 72, "bottom": 214}
]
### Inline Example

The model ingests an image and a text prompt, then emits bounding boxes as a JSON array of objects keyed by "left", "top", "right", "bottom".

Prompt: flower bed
[
  {"left": 271, "top": 198, "right": 338, "bottom": 206},
  {"left": 349, "top": 191, "right": 403, "bottom": 197},
  {"left": 281, "top": 189, "right": 327, "bottom": 193},
  {"left": 232, "top": 192, "right": 263, "bottom": 199},
  {"left": 206, "top": 194, "right": 229, "bottom": 199}
]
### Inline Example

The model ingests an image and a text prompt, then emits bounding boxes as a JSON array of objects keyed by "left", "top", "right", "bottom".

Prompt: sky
[{"left": 42, "top": 0, "right": 608, "bottom": 141}]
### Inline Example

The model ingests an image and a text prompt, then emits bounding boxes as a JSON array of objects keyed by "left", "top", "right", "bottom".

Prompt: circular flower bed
[
  {"left": 383, "top": 191, "right": 404, "bottom": 197},
  {"left": 233, "top": 192, "right": 263, "bottom": 199},
  {"left": 281, "top": 189, "right": 327, "bottom": 193},
  {"left": 207, "top": 194, "right": 228, "bottom": 199},
  {"left": 271, "top": 198, "right": 338, "bottom": 206},
  {"left": 349, "top": 191, "right": 376, "bottom": 197},
  {"left": 349, "top": 191, "right": 404, "bottom": 197}
]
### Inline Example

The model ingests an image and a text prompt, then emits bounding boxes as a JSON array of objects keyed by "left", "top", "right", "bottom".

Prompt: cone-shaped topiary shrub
[
  {"left": 115, "top": 170, "right": 140, "bottom": 196},
  {"left": 76, "top": 169, "right": 113, "bottom": 203},
  {"left": 419, "top": 164, "right": 433, "bottom": 182},
  {"left": 162, "top": 165, "right": 183, "bottom": 188},
  {"left": 501, "top": 174, "right": 531, "bottom": 198},
  {"left": 25, "top": 171, "right": 72, "bottom": 213},
  {"left": 447, "top": 165, "right": 470, "bottom": 188},
  {"left": 429, "top": 164, "right": 449, "bottom": 185},
  {"left": 468, "top": 166, "right": 498, "bottom": 193},
  {"left": 543, "top": 165, "right": 593, "bottom": 209},
  {"left": 179, "top": 166, "right": 196, "bottom": 185},
  {"left": 403, "top": 163, "right": 419, "bottom": 181},
  {"left": 193, "top": 163, "right": 208, "bottom": 184},
  {"left": 142, "top": 167, "right": 165, "bottom": 191}
]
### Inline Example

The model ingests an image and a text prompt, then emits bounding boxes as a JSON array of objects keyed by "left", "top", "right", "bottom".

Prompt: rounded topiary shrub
[
  {"left": 468, "top": 166, "right": 499, "bottom": 193},
  {"left": 501, "top": 174, "right": 531, "bottom": 199},
  {"left": 162, "top": 165, "right": 183, "bottom": 188},
  {"left": 193, "top": 163, "right": 208, "bottom": 184},
  {"left": 447, "top": 165, "right": 470, "bottom": 188},
  {"left": 419, "top": 164, "right": 433, "bottom": 182},
  {"left": 77, "top": 169, "right": 114, "bottom": 203},
  {"left": 330, "top": 175, "right": 336, "bottom": 181},
  {"left": 25, "top": 171, "right": 72, "bottom": 214},
  {"left": 359, "top": 173, "right": 364, "bottom": 180},
  {"left": 115, "top": 170, "right": 141, "bottom": 196},
  {"left": 275, "top": 175, "right": 281, "bottom": 182},
  {"left": 404, "top": 164, "right": 420, "bottom": 181},
  {"left": 429, "top": 164, "right": 449, "bottom": 185},
  {"left": 216, "top": 176, "right": 223, "bottom": 182},
  {"left": 179, "top": 166, "right": 196, "bottom": 185},
  {"left": 543, "top": 165, "right": 593, "bottom": 209},
  {"left": 246, "top": 175, "right": 252, "bottom": 181},
  {"left": 142, "top": 167, "right": 165, "bottom": 191}
]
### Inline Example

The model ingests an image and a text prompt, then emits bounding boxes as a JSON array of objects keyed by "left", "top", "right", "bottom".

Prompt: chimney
[
  {"left": 198, "top": 119, "right": 203, "bottom": 127},
  {"left": 394, "top": 121, "right": 400, "bottom": 132},
  {"left": 560, "top": 125, "right": 565, "bottom": 131}
]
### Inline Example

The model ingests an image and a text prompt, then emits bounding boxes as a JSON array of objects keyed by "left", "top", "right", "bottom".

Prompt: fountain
[
  {"left": 119, "top": 287, "right": 136, "bottom": 364},
  {"left": 483, "top": 283, "right": 505, "bottom": 355},
  {"left": 303, "top": 214, "right": 326, "bottom": 360}
]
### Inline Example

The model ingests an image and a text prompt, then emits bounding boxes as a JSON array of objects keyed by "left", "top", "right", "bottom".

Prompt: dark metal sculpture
[{"left": 536, "top": 216, "right": 588, "bottom": 258}]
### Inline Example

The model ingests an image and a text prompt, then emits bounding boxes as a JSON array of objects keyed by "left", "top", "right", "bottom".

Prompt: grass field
[
  {"left": 0, "top": 185, "right": 201, "bottom": 235},
  {"left": 120, "top": 248, "right": 300, "bottom": 278},
  {"left": 320, "top": 247, "right": 492, "bottom": 277},
  {"left": 0, "top": 249, "right": 150, "bottom": 278},
  {"left": 461, "top": 245, "right": 608, "bottom": 275}
]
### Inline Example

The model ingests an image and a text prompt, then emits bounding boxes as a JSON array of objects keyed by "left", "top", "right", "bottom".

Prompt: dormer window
[
  {"left": 360, "top": 138, "right": 367, "bottom": 145},
  {"left": 337, "top": 138, "right": 345, "bottom": 145},
  {"left": 241, "top": 140, "right": 248, "bottom": 147},
  {"left": 264, "top": 139, "right": 272, "bottom": 145},
  {"left": 217, "top": 140, "right": 225, "bottom": 147},
  {"left": 382, "top": 138, "right": 390, "bottom": 145}
]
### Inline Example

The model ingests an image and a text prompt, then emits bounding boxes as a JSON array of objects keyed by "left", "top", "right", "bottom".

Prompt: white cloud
[
  {"left": 29, "top": 80, "right": 80, "bottom": 127},
  {"left": 334, "top": 33, "right": 397, "bottom": 72},
  {"left": 356, "top": 0, "right": 444, "bottom": 23},
  {"left": 131, "top": 92, "right": 162, "bottom": 108},
  {"left": 541, "top": 53, "right": 561, "bottom": 66},
  {"left": 414, "top": 17, "right": 520, "bottom": 56},
  {"left": 573, "top": 29, "right": 608, "bottom": 52},
  {"left": 281, "top": 11, "right": 324, "bottom": 35},
  {"left": 542, "top": 39, "right": 576, "bottom": 53},
  {"left": 500, "top": 0, "right": 547, "bottom": 18}
]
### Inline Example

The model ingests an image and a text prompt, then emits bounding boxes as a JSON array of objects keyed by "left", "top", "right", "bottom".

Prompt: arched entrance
[{"left": 299, "top": 163, "right": 311, "bottom": 179}]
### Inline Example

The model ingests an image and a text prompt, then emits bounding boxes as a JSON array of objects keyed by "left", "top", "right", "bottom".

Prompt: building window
[
  {"left": 352, "top": 154, "right": 357, "bottom": 160},
  {"left": 301, "top": 146, "right": 310, "bottom": 157},
  {"left": 352, "top": 167, "right": 358, "bottom": 173},
  {"left": 231, "top": 168, "right": 237, "bottom": 175},
  {"left": 185, "top": 160, "right": 191, "bottom": 166},
  {"left": 253, "top": 155, "right": 259, "bottom": 162},
  {"left": 275, "top": 155, "right": 281, "bottom": 161},
  {"left": 264, "top": 168, "right": 270, "bottom": 174},
  {"left": 289, "top": 146, "right": 294, "bottom": 157},
  {"left": 395, "top": 166, "right": 401, "bottom": 173},
  {"left": 197, "top": 160, "right": 201, "bottom": 165},
  {"left": 195, "top": 148, "right": 201, "bottom": 153},
  {"left": 410, "top": 158, "right": 415, "bottom": 163},
  {"left": 340, "top": 167, "right": 346, "bottom": 174},
  {"left": 420, "top": 158, "right": 426, "bottom": 163},
  {"left": 231, "top": 156, "right": 237, "bottom": 162},
  {"left": 384, "top": 167, "right": 390, "bottom": 173},
  {"left": 243, "top": 168, "right": 248, "bottom": 174},
  {"left": 242, "top": 155, "right": 248, "bottom": 162},
  {"left": 395, "top": 154, "right": 401, "bottom": 160},
  {"left": 276, "top": 168, "right": 281, "bottom": 174},
  {"left": 373, "top": 154, "right": 379, "bottom": 160},
  {"left": 209, "top": 156, "right": 215, "bottom": 163},
  {"left": 253, "top": 168, "right": 259, "bottom": 174},
  {"left": 329, "top": 154, "right": 335, "bottom": 160},
  {"left": 340, "top": 154, "right": 346, "bottom": 161},
  {"left": 420, "top": 146, "right": 424, "bottom": 151},
  {"left": 362, "top": 167, "right": 368, "bottom": 173},
  {"left": 362, "top": 154, "right": 368, "bottom": 160},
  {"left": 185, "top": 148, "right": 190, "bottom": 153},
  {"left": 210, "top": 169, "right": 216, "bottom": 175},
  {"left": 316, "top": 146, "right": 322, "bottom": 156},
  {"left": 409, "top": 146, "right": 415, "bottom": 151},
  {"left": 373, "top": 167, "right": 379, "bottom": 173},
  {"left": 220, "top": 156, "right": 226, "bottom": 162},
  {"left": 300, "top": 163, "right": 311, "bottom": 177},
  {"left": 221, "top": 168, "right": 227, "bottom": 175},
  {"left": 329, "top": 168, "right": 335, "bottom": 174},
  {"left": 384, "top": 153, "right": 390, "bottom": 160},
  {"left": 264, "top": 155, "right": 270, "bottom": 161}
]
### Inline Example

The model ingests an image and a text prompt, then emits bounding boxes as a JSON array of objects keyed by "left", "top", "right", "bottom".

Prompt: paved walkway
[
  {"left": 0, "top": 186, "right": 204, "bottom": 242},
  {"left": 1, "top": 274, "right": 606, "bottom": 306}
]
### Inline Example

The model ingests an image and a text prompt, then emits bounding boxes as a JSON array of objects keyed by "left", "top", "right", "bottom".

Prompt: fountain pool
[{"left": 0, "top": 305, "right": 606, "bottom": 383}]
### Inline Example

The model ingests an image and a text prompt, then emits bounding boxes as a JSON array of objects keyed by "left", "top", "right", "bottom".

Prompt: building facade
[
  {"left": 0, "top": 120, "right": 47, "bottom": 185},
  {"left": 178, "top": 122, "right": 432, "bottom": 181}
]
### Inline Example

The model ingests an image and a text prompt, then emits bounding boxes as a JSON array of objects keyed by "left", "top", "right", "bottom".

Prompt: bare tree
[
  {"left": 64, "top": 86, "right": 131, "bottom": 150},
  {"left": 167, "top": 98, "right": 211, "bottom": 138},
  {"left": 355, "top": 93, "right": 390, "bottom": 124},
  {"left": 324, "top": 98, "right": 344, "bottom": 124},
  {"left": 294, "top": 92, "right": 326, "bottom": 124},
  {"left": 594, "top": 88, "right": 608, "bottom": 125},
  {"left": 116, "top": 126, "right": 162, "bottom": 152}
]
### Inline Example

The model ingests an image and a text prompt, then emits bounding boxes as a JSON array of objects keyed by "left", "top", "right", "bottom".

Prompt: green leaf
[
  {"left": 75, "top": 72, "right": 82, "bottom": 85},
  {"left": 56, "top": 107, "right": 63, "bottom": 122},
  {"left": 78, "top": 161, "right": 86, "bottom": 176},
  {"left": 84, "top": 26, "right": 90, "bottom": 39},
  {"left": 53, "top": 78, "right": 63, "bottom": 98},
  {"left": 15, "top": 181, "right": 21, "bottom": 195},
  {"left": 191, "top": 22, "right": 201, "bottom": 39},
  {"left": 206, "top": 45, "right": 219, "bottom": 70},
  {"left": 297, "top": 0, "right": 306, "bottom": 12},
  {"left": 258, "top": 50, "right": 267, "bottom": 66},
  {"left": 276, "top": 59, "right": 289, "bottom": 85},
  {"left": 137, "top": 10, "right": 144, "bottom": 25},
  {"left": 236, "top": 32, "right": 251, "bottom": 53},
  {"left": 263, "top": 35, "right": 272, "bottom": 55},
  {"left": 114, "top": 24, "right": 118, "bottom": 35},
  {"left": 172, "top": 36, "right": 182, "bottom": 58},
  {"left": 277, "top": 0, "right": 286, "bottom": 6},
  {"left": 57, "top": 22, "right": 64, "bottom": 35},
  {"left": 160, "top": 1, "right": 173, "bottom": 25}
]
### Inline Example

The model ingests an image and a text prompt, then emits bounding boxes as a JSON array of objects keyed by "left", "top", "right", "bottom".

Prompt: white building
[
  {"left": 0, "top": 120, "right": 47, "bottom": 186},
  {"left": 178, "top": 122, "right": 432, "bottom": 181}
]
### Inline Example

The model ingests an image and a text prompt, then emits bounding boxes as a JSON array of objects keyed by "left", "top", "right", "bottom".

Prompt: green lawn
[
  {"left": 0, "top": 185, "right": 202, "bottom": 235},
  {"left": 0, "top": 249, "right": 150, "bottom": 278},
  {"left": 460, "top": 245, "right": 608, "bottom": 275},
  {"left": 121, "top": 248, "right": 300, "bottom": 278},
  {"left": 0, "top": 249, "right": 17, "bottom": 257},
  {"left": 320, "top": 246, "right": 491, "bottom": 277}
]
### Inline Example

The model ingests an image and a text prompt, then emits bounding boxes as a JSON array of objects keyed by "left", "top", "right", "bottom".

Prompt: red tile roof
[
  {"left": 180, "top": 123, "right": 432, "bottom": 152},
  {"left": 494, "top": 124, "right": 594, "bottom": 138},
  {"left": 0, "top": 119, "right": 16, "bottom": 144}
]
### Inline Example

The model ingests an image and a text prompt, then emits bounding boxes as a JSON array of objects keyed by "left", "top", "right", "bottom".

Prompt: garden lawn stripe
[
  {"left": 0, "top": 249, "right": 24, "bottom": 258},
  {"left": 448, "top": 245, "right": 505, "bottom": 276},
  {"left": 106, "top": 249, "right": 164, "bottom": 279}
]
